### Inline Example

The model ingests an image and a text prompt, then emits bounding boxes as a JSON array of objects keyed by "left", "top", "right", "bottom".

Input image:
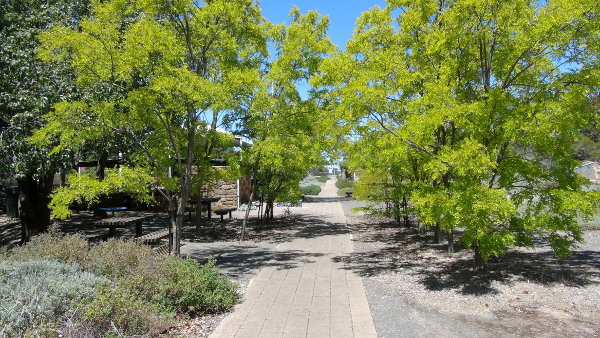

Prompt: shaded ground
[
  {"left": 341, "top": 200, "right": 600, "bottom": 337},
  {"left": 181, "top": 215, "right": 347, "bottom": 289},
  {"left": 0, "top": 215, "right": 20, "bottom": 246}
]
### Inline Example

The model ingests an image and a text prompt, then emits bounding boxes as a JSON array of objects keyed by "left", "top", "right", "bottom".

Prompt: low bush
[
  {"left": 0, "top": 260, "right": 106, "bottom": 336},
  {"left": 316, "top": 175, "right": 329, "bottom": 183},
  {"left": 146, "top": 258, "right": 240, "bottom": 314},
  {"left": 299, "top": 184, "right": 321, "bottom": 196},
  {"left": 85, "top": 239, "right": 156, "bottom": 279},
  {"left": 9, "top": 229, "right": 89, "bottom": 265},
  {"left": 2, "top": 232, "right": 241, "bottom": 335},
  {"left": 335, "top": 178, "right": 355, "bottom": 189},
  {"left": 86, "top": 241, "right": 240, "bottom": 315},
  {"left": 80, "top": 284, "right": 173, "bottom": 337}
]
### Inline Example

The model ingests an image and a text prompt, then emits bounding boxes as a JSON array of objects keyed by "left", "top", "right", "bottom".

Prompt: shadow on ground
[
  {"left": 182, "top": 214, "right": 346, "bottom": 286},
  {"left": 340, "top": 216, "right": 600, "bottom": 295},
  {"left": 184, "top": 244, "right": 324, "bottom": 282}
]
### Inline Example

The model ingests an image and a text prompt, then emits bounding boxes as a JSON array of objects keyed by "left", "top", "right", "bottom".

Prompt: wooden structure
[
  {"left": 214, "top": 207, "right": 237, "bottom": 221},
  {"left": 94, "top": 215, "right": 152, "bottom": 237}
]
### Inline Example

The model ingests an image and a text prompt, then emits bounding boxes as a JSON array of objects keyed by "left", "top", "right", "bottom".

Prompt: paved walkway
[
  {"left": 211, "top": 202, "right": 377, "bottom": 338},
  {"left": 317, "top": 176, "right": 339, "bottom": 198}
]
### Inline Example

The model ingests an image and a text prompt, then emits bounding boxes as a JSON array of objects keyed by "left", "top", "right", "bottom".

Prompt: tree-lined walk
[
  {"left": 1, "top": 0, "right": 599, "bottom": 336},
  {"left": 212, "top": 201, "right": 376, "bottom": 338}
]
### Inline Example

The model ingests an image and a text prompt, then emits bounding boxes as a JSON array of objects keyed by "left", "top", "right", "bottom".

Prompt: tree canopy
[
  {"left": 0, "top": 0, "right": 90, "bottom": 240},
  {"left": 34, "top": 0, "right": 268, "bottom": 254},
  {"left": 318, "top": 0, "right": 600, "bottom": 263}
]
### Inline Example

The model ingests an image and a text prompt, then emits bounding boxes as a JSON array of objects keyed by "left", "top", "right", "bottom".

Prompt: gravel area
[
  {"left": 168, "top": 313, "right": 228, "bottom": 337},
  {"left": 341, "top": 201, "right": 600, "bottom": 337}
]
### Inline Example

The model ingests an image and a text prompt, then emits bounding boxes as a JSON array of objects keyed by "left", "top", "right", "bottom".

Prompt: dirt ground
[{"left": 344, "top": 212, "right": 600, "bottom": 337}]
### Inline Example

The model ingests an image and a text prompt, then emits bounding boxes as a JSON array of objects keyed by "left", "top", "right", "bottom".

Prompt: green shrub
[
  {"left": 4, "top": 231, "right": 240, "bottom": 327},
  {"left": 336, "top": 178, "right": 355, "bottom": 189},
  {"left": 81, "top": 284, "right": 173, "bottom": 337},
  {"left": 316, "top": 175, "right": 329, "bottom": 183},
  {"left": 0, "top": 260, "right": 106, "bottom": 336},
  {"left": 85, "top": 239, "right": 156, "bottom": 279},
  {"left": 84, "top": 240, "right": 239, "bottom": 315},
  {"left": 156, "top": 258, "right": 239, "bottom": 314},
  {"left": 120, "top": 258, "right": 239, "bottom": 315},
  {"left": 299, "top": 184, "right": 321, "bottom": 196},
  {"left": 9, "top": 230, "right": 89, "bottom": 265}
]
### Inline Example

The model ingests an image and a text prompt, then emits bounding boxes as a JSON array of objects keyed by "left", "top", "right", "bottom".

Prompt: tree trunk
[
  {"left": 18, "top": 172, "right": 55, "bottom": 242},
  {"left": 96, "top": 149, "right": 108, "bottom": 181},
  {"left": 402, "top": 195, "right": 410, "bottom": 228},
  {"left": 434, "top": 222, "right": 443, "bottom": 244},
  {"left": 174, "top": 195, "right": 186, "bottom": 256},
  {"left": 240, "top": 182, "right": 256, "bottom": 241},
  {"left": 195, "top": 191, "right": 203, "bottom": 233},
  {"left": 473, "top": 243, "right": 485, "bottom": 269},
  {"left": 447, "top": 229, "right": 454, "bottom": 253},
  {"left": 265, "top": 200, "right": 274, "bottom": 224},
  {"left": 172, "top": 111, "right": 196, "bottom": 256},
  {"left": 168, "top": 198, "right": 176, "bottom": 254}
]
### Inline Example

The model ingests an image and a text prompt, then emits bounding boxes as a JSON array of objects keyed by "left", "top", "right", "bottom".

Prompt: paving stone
[{"left": 210, "top": 201, "right": 377, "bottom": 338}]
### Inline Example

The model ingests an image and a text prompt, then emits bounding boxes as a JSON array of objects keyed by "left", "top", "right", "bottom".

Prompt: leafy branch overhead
[{"left": 49, "top": 167, "right": 154, "bottom": 220}]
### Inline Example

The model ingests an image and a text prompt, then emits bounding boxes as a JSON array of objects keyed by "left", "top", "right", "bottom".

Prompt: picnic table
[
  {"left": 188, "top": 197, "right": 221, "bottom": 219},
  {"left": 95, "top": 214, "right": 152, "bottom": 238},
  {"left": 98, "top": 206, "right": 127, "bottom": 216}
]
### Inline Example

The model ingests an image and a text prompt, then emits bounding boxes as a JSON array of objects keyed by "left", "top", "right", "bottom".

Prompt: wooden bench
[
  {"left": 345, "top": 191, "right": 354, "bottom": 198},
  {"left": 214, "top": 207, "right": 237, "bottom": 221},
  {"left": 134, "top": 229, "right": 170, "bottom": 244}
]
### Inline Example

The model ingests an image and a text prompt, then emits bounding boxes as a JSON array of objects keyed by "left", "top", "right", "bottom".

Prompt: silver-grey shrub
[{"left": 0, "top": 260, "right": 106, "bottom": 336}]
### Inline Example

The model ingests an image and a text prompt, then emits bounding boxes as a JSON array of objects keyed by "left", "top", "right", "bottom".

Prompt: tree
[
  {"left": 0, "top": 0, "right": 90, "bottom": 241},
  {"left": 34, "top": 0, "right": 267, "bottom": 255},
  {"left": 319, "top": 0, "right": 600, "bottom": 264},
  {"left": 229, "top": 7, "right": 334, "bottom": 237}
]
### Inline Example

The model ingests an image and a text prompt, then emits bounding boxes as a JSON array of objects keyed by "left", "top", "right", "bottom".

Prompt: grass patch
[
  {"left": 337, "top": 187, "right": 354, "bottom": 197},
  {"left": 300, "top": 175, "right": 327, "bottom": 188},
  {"left": 335, "top": 178, "right": 355, "bottom": 189}
]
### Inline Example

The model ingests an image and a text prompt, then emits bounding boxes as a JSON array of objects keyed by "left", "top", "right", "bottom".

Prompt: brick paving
[{"left": 210, "top": 201, "right": 377, "bottom": 338}]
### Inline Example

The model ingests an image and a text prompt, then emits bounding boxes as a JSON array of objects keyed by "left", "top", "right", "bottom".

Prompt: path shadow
[
  {"left": 292, "top": 217, "right": 350, "bottom": 239},
  {"left": 184, "top": 244, "right": 324, "bottom": 281},
  {"left": 339, "top": 218, "right": 600, "bottom": 295}
]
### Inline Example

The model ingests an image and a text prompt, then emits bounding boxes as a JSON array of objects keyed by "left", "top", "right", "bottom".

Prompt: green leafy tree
[
  {"left": 319, "top": 0, "right": 600, "bottom": 264},
  {"left": 230, "top": 8, "right": 334, "bottom": 236},
  {"left": 0, "top": 0, "right": 90, "bottom": 241},
  {"left": 34, "top": 0, "right": 267, "bottom": 255}
]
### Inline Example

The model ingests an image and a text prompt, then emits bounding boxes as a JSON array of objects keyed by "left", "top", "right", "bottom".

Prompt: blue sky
[{"left": 260, "top": 0, "right": 387, "bottom": 50}]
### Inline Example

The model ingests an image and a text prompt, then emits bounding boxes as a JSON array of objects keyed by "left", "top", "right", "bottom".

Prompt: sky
[{"left": 260, "top": 0, "right": 387, "bottom": 50}]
